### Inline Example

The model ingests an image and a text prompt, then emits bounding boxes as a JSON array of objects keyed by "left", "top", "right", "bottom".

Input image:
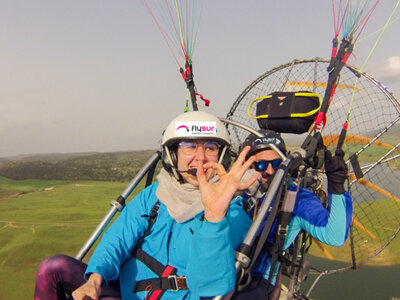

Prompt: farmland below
[{"left": 0, "top": 149, "right": 399, "bottom": 299}]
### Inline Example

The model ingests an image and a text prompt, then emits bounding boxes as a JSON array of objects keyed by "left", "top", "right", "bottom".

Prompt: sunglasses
[
  {"left": 253, "top": 159, "right": 282, "bottom": 172},
  {"left": 178, "top": 140, "right": 220, "bottom": 156}
]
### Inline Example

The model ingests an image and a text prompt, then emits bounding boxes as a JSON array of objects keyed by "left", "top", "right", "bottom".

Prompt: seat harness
[{"left": 131, "top": 201, "right": 188, "bottom": 300}]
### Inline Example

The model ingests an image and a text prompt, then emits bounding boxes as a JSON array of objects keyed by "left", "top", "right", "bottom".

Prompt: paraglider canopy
[{"left": 141, "top": 0, "right": 207, "bottom": 111}]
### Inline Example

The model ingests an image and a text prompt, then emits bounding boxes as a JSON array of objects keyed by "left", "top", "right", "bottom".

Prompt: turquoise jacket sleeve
[
  {"left": 186, "top": 197, "right": 252, "bottom": 297},
  {"left": 284, "top": 188, "right": 353, "bottom": 249},
  {"left": 85, "top": 184, "right": 158, "bottom": 285},
  {"left": 85, "top": 185, "right": 252, "bottom": 299}
]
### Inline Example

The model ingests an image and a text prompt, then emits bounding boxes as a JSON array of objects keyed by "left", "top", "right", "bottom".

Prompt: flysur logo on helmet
[
  {"left": 175, "top": 121, "right": 216, "bottom": 136},
  {"left": 253, "top": 137, "right": 282, "bottom": 146}
]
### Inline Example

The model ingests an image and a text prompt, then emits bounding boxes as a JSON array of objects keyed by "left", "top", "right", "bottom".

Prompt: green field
[
  {"left": 0, "top": 177, "right": 145, "bottom": 299},
  {"left": 1, "top": 176, "right": 399, "bottom": 299}
]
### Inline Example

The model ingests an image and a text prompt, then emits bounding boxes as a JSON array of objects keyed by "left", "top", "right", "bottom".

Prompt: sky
[{"left": 1, "top": 0, "right": 399, "bottom": 158}]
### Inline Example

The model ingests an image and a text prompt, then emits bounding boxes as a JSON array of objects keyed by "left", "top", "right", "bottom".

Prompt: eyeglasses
[
  {"left": 253, "top": 159, "right": 282, "bottom": 172},
  {"left": 178, "top": 140, "right": 220, "bottom": 156}
]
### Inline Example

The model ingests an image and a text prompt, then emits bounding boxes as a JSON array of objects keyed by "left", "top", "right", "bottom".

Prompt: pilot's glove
[{"left": 325, "top": 149, "right": 348, "bottom": 194}]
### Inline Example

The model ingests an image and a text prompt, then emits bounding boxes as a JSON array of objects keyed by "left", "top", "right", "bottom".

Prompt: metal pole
[
  {"left": 212, "top": 141, "right": 305, "bottom": 300},
  {"left": 240, "top": 162, "right": 288, "bottom": 246},
  {"left": 214, "top": 119, "right": 297, "bottom": 300},
  {"left": 75, "top": 151, "right": 162, "bottom": 261},
  {"left": 212, "top": 170, "right": 289, "bottom": 300},
  {"left": 219, "top": 118, "right": 286, "bottom": 159}
]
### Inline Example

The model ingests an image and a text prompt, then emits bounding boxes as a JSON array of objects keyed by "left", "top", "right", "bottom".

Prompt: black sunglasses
[{"left": 253, "top": 159, "right": 282, "bottom": 172}]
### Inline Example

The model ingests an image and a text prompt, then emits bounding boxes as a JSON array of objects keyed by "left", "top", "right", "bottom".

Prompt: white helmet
[
  {"left": 162, "top": 111, "right": 230, "bottom": 146},
  {"left": 161, "top": 111, "right": 231, "bottom": 180}
]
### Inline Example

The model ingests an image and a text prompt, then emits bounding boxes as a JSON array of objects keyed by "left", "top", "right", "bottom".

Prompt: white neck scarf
[
  {"left": 155, "top": 168, "right": 256, "bottom": 223},
  {"left": 156, "top": 169, "right": 205, "bottom": 223}
]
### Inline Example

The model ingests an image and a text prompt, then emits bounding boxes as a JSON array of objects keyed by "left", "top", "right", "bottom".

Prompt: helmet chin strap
[
  {"left": 218, "top": 145, "right": 228, "bottom": 165},
  {"left": 164, "top": 146, "right": 181, "bottom": 181}
]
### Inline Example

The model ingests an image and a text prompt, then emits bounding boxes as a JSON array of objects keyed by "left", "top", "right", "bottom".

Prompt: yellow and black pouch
[{"left": 248, "top": 91, "right": 322, "bottom": 134}]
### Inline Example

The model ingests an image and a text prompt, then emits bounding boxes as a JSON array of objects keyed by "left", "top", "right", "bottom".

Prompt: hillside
[
  {"left": 0, "top": 150, "right": 160, "bottom": 181},
  {"left": 1, "top": 124, "right": 398, "bottom": 182},
  {"left": 5, "top": 152, "right": 100, "bottom": 163},
  {"left": 0, "top": 157, "right": 10, "bottom": 168}
]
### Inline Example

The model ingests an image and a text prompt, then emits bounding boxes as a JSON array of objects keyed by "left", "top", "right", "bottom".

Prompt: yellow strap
[
  {"left": 247, "top": 92, "right": 322, "bottom": 120},
  {"left": 247, "top": 95, "right": 272, "bottom": 119}
]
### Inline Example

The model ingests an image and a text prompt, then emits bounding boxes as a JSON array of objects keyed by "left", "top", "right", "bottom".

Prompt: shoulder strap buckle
[{"left": 168, "top": 275, "right": 187, "bottom": 291}]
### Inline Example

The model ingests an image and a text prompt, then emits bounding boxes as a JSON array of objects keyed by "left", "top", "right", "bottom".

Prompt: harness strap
[
  {"left": 130, "top": 201, "right": 188, "bottom": 299},
  {"left": 247, "top": 184, "right": 284, "bottom": 274},
  {"left": 132, "top": 248, "right": 188, "bottom": 298},
  {"left": 267, "top": 189, "right": 298, "bottom": 286},
  {"left": 134, "top": 247, "right": 172, "bottom": 276},
  {"left": 134, "top": 275, "right": 188, "bottom": 292},
  {"left": 131, "top": 201, "right": 160, "bottom": 255}
]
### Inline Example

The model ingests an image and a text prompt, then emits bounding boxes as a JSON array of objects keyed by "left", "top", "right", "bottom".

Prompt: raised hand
[{"left": 197, "top": 146, "right": 259, "bottom": 222}]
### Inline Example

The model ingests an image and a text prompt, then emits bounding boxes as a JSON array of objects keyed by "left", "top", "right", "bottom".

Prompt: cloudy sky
[{"left": 1, "top": 0, "right": 399, "bottom": 157}]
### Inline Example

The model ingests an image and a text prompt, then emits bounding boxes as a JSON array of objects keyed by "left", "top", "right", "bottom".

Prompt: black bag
[{"left": 249, "top": 91, "right": 322, "bottom": 134}]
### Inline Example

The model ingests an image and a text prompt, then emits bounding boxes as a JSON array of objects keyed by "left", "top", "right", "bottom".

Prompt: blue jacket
[
  {"left": 250, "top": 188, "right": 353, "bottom": 283},
  {"left": 85, "top": 182, "right": 252, "bottom": 299}
]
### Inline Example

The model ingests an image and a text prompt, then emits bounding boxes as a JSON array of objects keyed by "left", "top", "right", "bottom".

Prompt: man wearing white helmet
[{"left": 34, "top": 111, "right": 258, "bottom": 300}]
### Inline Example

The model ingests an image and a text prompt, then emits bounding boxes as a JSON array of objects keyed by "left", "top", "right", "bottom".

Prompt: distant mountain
[
  {"left": 2, "top": 123, "right": 398, "bottom": 182},
  {"left": 0, "top": 157, "right": 10, "bottom": 168},
  {"left": 0, "top": 150, "right": 160, "bottom": 181},
  {"left": 4, "top": 152, "right": 99, "bottom": 163}
]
